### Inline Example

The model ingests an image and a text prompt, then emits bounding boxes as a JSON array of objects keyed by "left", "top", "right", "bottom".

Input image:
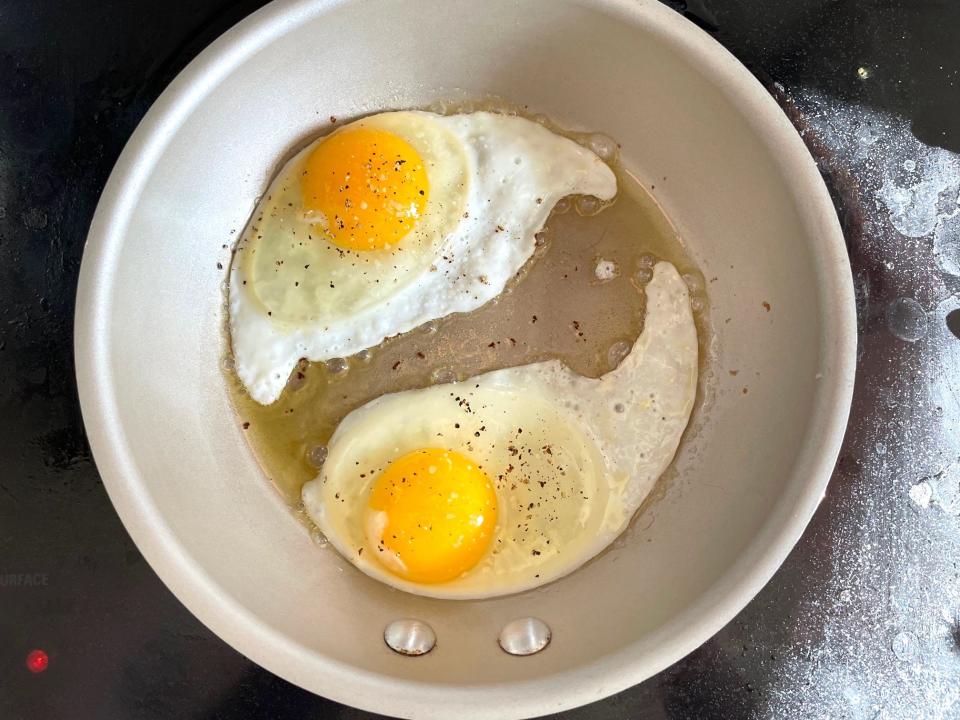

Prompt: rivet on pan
[
  {"left": 498, "top": 617, "right": 551, "bottom": 656},
  {"left": 384, "top": 619, "right": 436, "bottom": 656}
]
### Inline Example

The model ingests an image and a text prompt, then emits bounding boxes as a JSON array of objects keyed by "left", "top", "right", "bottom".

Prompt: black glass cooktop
[{"left": 2, "top": 1, "right": 958, "bottom": 717}]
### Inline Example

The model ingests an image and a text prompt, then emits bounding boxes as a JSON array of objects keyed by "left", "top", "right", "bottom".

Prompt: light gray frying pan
[{"left": 75, "top": 1, "right": 856, "bottom": 717}]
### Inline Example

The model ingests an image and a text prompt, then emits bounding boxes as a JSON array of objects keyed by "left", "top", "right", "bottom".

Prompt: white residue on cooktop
[{"left": 742, "top": 87, "right": 960, "bottom": 720}]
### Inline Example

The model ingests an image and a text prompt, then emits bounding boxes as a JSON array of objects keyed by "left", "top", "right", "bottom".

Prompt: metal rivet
[
  {"left": 498, "top": 617, "right": 551, "bottom": 656},
  {"left": 384, "top": 619, "right": 436, "bottom": 656}
]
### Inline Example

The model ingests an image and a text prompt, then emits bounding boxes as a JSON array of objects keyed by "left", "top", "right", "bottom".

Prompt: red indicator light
[{"left": 26, "top": 649, "right": 49, "bottom": 673}]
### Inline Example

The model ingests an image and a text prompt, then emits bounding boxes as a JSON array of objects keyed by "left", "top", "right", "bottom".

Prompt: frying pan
[{"left": 75, "top": 0, "right": 856, "bottom": 716}]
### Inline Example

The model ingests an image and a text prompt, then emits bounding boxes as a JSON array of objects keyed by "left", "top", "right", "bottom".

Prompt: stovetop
[{"left": 2, "top": 1, "right": 958, "bottom": 717}]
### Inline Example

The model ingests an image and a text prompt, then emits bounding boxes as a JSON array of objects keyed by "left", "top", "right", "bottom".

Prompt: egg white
[
  {"left": 303, "top": 261, "right": 698, "bottom": 599},
  {"left": 229, "top": 111, "right": 617, "bottom": 405}
]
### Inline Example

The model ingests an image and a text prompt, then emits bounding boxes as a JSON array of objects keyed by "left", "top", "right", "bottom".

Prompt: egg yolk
[
  {"left": 300, "top": 127, "right": 429, "bottom": 252},
  {"left": 366, "top": 448, "right": 497, "bottom": 584}
]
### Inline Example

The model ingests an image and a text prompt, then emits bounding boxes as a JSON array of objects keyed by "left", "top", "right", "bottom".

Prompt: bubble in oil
[
  {"left": 633, "top": 267, "right": 654, "bottom": 285},
  {"left": 431, "top": 368, "right": 458, "bottom": 384},
  {"left": 221, "top": 355, "right": 235, "bottom": 372},
  {"left": 326, "top": 357, "right": 348, "bottom": 374},
  {"left": 586, "top": 133, "right": 619, "bottom": 162},
  {"left": 690, "top": 296, "right": 706, "bottom": 314},
  {"left": 354, "top": 348, "right": 373, "bottom": 364},
  {"left": 310, "top": 527, "right": 328, "bottom": 548},
  {"left": 637, "top": 253, "right": 657, "bottom": 268},
  {"left": 553, "top": 197, "right": 571, "bottom": 214},
  {"left": 575, "top": 195, "right": 602, "bottom": 216},
  {"left": 307, "top": 445, "right": 328, "bottom": 469}
]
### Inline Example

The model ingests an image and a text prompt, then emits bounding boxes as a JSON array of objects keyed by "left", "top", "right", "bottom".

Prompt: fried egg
[
  {"left": 229, "top": 111, "right": 617, "bottom": 405},
  {"left": 302, "top": 261, "right": 697, "bottom": 599}
]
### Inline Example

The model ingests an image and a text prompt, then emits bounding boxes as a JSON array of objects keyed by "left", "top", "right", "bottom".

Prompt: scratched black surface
[{"left": 2, "top": 1, "right": 958, "bottom": 718}]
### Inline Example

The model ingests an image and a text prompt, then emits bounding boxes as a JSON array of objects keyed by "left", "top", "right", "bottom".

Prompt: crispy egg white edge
[
  {"left": 229, "top": 111, "right": 617, "bottom": 405},
  {"left": 302, "top": 261, "right": 698, "bottom": 600}
]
